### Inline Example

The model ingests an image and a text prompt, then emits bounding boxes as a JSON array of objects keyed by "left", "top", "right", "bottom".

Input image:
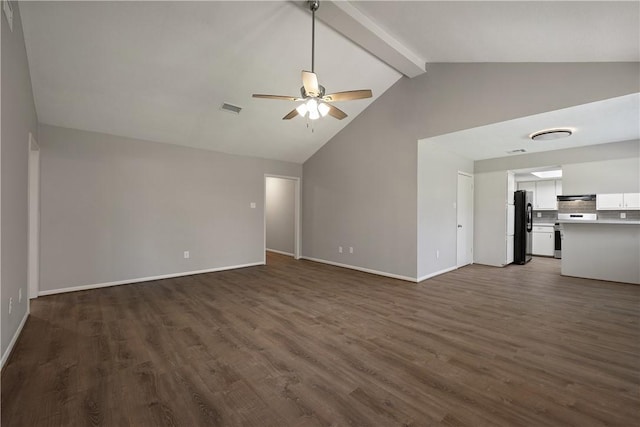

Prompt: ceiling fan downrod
[{"left": 309, "top": 0, "right": 319, "bottom": 73}]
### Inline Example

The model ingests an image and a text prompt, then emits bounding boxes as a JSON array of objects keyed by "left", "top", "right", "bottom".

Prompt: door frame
[
  {"left": 456, "top": 171, "right": 474, "bottom": 268},
  {"left": 28, "top": 133, "right": 40, "bottom": 299},
  {"left": 264, "top": 174, "right": 301, "bottom": 262}
]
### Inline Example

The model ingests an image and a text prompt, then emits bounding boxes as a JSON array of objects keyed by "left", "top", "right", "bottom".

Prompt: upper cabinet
[
  {"left": 507, "top": 172, "right": 515, "bottom": 204},
  {"left": 597, "top": 193, "right": 640, "bottom": 210},
  {"left": 517, "top": 179, "right": 562, "bottom": 210},
  {"left": 535, "top": 180, "right": 557, "bottom": 210}
]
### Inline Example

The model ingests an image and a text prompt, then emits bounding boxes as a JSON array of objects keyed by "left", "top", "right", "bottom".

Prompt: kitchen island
[{"left": 559, "top": 219, "right": 640, "bottom": 284}]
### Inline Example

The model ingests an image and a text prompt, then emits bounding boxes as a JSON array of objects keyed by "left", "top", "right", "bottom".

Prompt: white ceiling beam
[{"left": 312, "top": 1, "right": 426, "bottom": 78}]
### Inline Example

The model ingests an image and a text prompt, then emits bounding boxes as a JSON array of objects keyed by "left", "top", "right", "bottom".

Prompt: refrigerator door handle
[{"left": 526, "top": 203, "right": 533, "bottom": 232}]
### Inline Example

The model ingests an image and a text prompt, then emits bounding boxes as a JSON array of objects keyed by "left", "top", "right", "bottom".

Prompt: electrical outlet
[
  {"left": 250, "top": 202, "right": 256, "bottom": 209},
  {"left": 436, "top": 250, "right": 440, "bottom": 259},
  {"left": 19, "top": 288, "right": 22, "bottom": 303},
  {"left": 620, "top": 212, "right": 626, "bottom": 219},
  {"left": 338, "top": 246, "right": 343, "bottom": 253},
  {"left": 537, "top": 212, "right": 542, "bottom": 218},
  {"left": 8, "top": 297, "right": 12, "bottom": 315},
  {"left": 349, "top": 247, "right": 354, "bottom": 254},
  {"left": 183, "top": 251, "right": 190, "bottom": 259}
]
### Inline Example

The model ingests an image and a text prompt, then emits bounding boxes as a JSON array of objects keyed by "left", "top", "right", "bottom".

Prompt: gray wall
[
  {"left": 265, "top": 177, "right": 295, "bottom": 255},
  {"left": 562, "top": 156, "right": 640, "bottom": 195},
  {"left": 302, "top": 63, "right": 639, "bottom": 279},
  {"left": 418, "top": 141, "right": 473, "bottom": 279},
  {"left": 1, "top": 2, "right": 39, "bottom": 362},
  {"left": 38, "top": 125, "right": 301, "bottom": 293},
  {"left": 474, "top": 140, "right": 639, "bottom": 266},
  {"left": 475, "top": 139, "right": 639, "bottom": 195}
]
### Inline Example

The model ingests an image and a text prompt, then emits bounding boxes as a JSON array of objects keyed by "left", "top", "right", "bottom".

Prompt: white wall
[
  {"left": 1, "top": 1, "right": 39, "bottom": 365},
  {"left": 38, "top": 125, "right": 301, "bottom": 294},
  {"left": 418, "top": 141, "right": 473, "bottom": 279},
  {"left": 265, "top": 177, "right": 295, "bottom": 256}
]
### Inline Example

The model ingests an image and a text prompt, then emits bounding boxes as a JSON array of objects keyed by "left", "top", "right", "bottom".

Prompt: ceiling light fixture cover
[{"left": 530, "top": 129, "right": 573, "bottom": 141}]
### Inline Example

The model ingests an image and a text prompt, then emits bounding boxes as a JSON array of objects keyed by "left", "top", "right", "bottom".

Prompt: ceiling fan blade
[
  {"left": 253, "top": 94, "right": 301, "bottom": 101},
  {"left": 302, "top": 71, "right": 320, "bottom": 97},
  {"left": 327, "top": 104, "right": 347, "bottom": 120},
  {"left": 323, "top": 90, "right": 372, "bottom": 102},
  {"left": 282, "top": 108, "right": 299, "bottom": 120}
]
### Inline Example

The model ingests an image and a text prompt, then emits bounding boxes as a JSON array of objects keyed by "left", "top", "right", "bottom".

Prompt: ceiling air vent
[
  {"left": 507, "top": 149, "right": 527, "bottom": 154},
  {"left": 221, "top": 103, "right": 242, "bottom": 114}
]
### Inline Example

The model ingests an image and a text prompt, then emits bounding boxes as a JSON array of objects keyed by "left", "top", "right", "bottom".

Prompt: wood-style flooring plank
[{"left": 2, "top": 254, "right": 639, "bottom": 426}]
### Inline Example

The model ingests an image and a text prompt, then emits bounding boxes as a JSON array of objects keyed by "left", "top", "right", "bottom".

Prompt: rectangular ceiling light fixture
[
  {"left": 531, "top": 170, "right": 562, "bottom": 178},
  {"left": 221, "top": 103, "right": 242, "bottom": 114}
]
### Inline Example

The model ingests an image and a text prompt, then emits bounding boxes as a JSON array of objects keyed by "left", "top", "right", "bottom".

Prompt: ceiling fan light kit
[
  {"left": 252, "top": 0, "right": 372, "bottom": 121},
  {"left": 529, "top": 128, "right": 573, "bottom": 141}
]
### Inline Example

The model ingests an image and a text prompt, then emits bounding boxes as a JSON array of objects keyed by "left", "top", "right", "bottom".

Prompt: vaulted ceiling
[{"left": 20, "top": 1, "right": 640, "bottom": 163}]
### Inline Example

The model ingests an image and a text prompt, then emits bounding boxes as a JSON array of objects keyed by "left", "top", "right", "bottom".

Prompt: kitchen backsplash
[
  {"left": 597, "top": 210, "right": 640, "bottom": 221},
  {"left": 533, "top": 209, "right": 640, "bottom": 222},
  {"left": 557, "top": 199, "right": 596, "bottom": 213},
  {"left": 533, "top": 211, "right": 558, "bottom": 224}
]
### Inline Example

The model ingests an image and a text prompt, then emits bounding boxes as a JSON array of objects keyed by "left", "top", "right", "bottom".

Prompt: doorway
[
  {"left": 457, "top": 172, "right": 474, "bottom": 267},
  {"left": 264, "top": 175, "right": 301, "bottom": 262},
  {"left": 28, "top": 133, "right": 40, "bottom": 299}
]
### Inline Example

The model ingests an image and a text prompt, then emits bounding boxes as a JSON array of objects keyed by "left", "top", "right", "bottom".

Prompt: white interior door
[{"left": 457, "top": 172, "right": 474, "bottom": 267}]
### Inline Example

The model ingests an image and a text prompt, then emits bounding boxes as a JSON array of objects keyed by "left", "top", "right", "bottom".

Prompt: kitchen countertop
[
  {"left": 533, "top": 222, "right": 556, "bottom": 226},
  {"left": 557, "top": 219, "right": 640, "bottom": 225}
]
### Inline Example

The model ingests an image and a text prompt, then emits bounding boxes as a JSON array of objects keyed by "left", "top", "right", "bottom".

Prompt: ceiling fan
[{"left": 252, "top": 0, "right": 372, "bottom": 121}]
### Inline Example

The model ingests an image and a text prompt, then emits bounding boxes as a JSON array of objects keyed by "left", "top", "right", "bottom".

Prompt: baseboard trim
[
  {"left": 301, "top": 256, "right": 417, "bottom": 283},
  {"left": 38, "top": 262, "right": 265, "bottom": 297},
  {"left": 266, "top": 248, "right": 294, "bottom": 257},
  {"left": 1, "top": 307, "right": 29, "bottom": 370},
  {"left": 417, "top": 266, "right": 458, "bottom": 283}
]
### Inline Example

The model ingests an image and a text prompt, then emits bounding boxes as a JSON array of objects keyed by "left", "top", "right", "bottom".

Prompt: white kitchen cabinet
[
  {"left": 532, "top": 225, "right": 555, "bottom": 256},
  {"left": 597, "top": 193, "right": 640, "bottom": 210},
  {"left": 517, "top": 180, "right": 561, "bottom": 210},
  {"left": 507, "top": 172, "right": 515, "bottom": 202},
  {"left": 506, "top": 235, "right": 514, "bottom": 264},
  {"left": 623, "top": 193, "right": 640, "bottom": 209},
  {"left": 535, "top": 180, "right": 557, "bottom": 210}
]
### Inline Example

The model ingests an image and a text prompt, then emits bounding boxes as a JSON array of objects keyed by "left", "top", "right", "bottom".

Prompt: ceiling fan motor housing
[{"left": 301, "top": 85, "right": 325, "bottom": 98}]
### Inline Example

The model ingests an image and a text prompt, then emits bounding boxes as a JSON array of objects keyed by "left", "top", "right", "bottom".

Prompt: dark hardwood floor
[{"left": 2, "top": 253, "right": 639, "bottom": 426}]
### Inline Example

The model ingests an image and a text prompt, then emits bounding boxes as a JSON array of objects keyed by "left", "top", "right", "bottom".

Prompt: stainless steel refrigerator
[{"left": 514, "top": 190, "right": 533, "bottom": 264}]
